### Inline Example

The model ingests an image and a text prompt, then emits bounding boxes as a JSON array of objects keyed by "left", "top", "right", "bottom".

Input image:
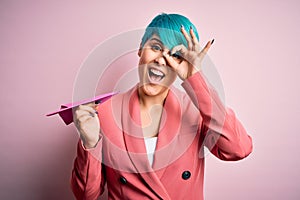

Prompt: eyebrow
[{"left": 149, "top": 38, "right": 163, "bottom": 44}]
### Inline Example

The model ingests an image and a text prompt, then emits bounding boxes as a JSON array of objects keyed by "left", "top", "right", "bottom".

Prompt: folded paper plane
[{"left": 46, "top": 92, "right": 118, "bottom": 125}]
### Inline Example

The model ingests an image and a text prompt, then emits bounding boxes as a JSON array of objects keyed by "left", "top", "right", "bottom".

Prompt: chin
[{"left": 140, "top": 83, "right": 168, "bottom": 97}]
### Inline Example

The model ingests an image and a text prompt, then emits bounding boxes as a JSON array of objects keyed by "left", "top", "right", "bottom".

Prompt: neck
[{"left": 138, "top": 88, "right": 169, "bottom": 109}]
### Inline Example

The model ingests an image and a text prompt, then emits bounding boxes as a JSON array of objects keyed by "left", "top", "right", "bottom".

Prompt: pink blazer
[{"left": 71, "top": 72, "right": 253, "bottom": 200}]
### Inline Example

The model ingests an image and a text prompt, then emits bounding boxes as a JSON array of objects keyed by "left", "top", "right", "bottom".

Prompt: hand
[
  {"left": 73, "top": 103, "right": 100, "bottom": 149},
  {"left": 163, "top": 26, "right": 213, "bottom": 80}
]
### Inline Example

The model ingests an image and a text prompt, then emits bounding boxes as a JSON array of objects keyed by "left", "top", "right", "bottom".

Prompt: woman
[{"left": 71, "top": 13, "right": 253, "bottom": 200}]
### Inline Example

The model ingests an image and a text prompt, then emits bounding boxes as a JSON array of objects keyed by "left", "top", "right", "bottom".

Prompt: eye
[
  {"left": 171, "top": 52, "right": 183, "bottom": 62},
  {"left": 151, "top": 44, "right": 162, "bottom": 51}
]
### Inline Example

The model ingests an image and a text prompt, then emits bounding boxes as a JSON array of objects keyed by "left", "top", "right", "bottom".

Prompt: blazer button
[
  {"left": 119, "top": 176, "right": 127, "bottom": 184},
  {"left": 182, "top": 171, "right": 191, "bottom": 180}
]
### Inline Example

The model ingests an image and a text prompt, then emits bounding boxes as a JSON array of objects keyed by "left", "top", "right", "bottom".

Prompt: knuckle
[
  {"left": 74, "top": 109, "right": 81, "bottom": 115},
  {"left": 78, "top": 105, "right": 84, "bottom": 109}
]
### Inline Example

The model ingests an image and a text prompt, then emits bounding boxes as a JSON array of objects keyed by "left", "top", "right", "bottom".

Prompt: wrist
[
  {"left": 83, "top": 136, "right": 100, "bottom": 149},
  {"left": 182, "top": 67, "right": 200, "bottom": 80}
]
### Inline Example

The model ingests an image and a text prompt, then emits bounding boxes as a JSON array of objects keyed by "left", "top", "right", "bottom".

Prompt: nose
[{"left": 154, "top": 50, "right": 168, "bottom": 66}]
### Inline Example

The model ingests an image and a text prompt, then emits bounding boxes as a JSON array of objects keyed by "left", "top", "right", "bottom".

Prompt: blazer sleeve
[
  {"left": 182, "top": 72, "right": 253, "bottom": 161},
  {"left": 71, "top": 138, "right": 106, "bottom": 200}
]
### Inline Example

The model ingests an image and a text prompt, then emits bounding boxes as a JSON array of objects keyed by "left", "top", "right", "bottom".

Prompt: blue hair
[{"left": 141, "top": 13, "right": 200, "bottom": 50}]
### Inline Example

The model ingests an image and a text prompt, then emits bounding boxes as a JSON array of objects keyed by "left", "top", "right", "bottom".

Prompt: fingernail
[
  {"left": 211, "top": 39, "right": 215, "bottom": 45},
  {"left": 95, "top": 100, "right": 102, "bottom": 104},
  {"left": 190, "top": 26, "right": 193, "bottom": 30},
  {"left": 180, "top": 24, "right": 184, "bottom": 29}
]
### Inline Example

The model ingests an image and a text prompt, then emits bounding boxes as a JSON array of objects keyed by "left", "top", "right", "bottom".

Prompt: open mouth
[{"left": 148, "top": 68, "right": 165, "bottom": 83}]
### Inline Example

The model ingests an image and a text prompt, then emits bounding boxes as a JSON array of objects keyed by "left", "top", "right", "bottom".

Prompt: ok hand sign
[{"left": 164, "top": 26, "right": 214, "bottom": 81}]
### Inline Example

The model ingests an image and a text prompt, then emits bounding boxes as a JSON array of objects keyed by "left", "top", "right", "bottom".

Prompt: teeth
[{"left": 150, "top": 68, "right": 164, "bottom": 77}]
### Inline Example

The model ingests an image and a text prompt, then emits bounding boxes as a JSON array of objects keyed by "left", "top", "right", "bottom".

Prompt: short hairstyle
[{"left": 141, "top": 13, "right": 200, "bottom": 50}]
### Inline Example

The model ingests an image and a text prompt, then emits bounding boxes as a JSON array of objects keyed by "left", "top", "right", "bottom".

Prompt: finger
[
  {"left": 162, "top": 51, "right": 179, "bottom": 71},
  {"left": 79, "top": 104, "right": 97, "bottom": 113},
  {"left": 82, "top": 102, "right": 97, "bottom": 109},
  {"left": 72, "top": 102, "right": 96, "bottom": 113},
  {"left": 198, "top": 40, "right": 213, "bottom": 61},
  {"left": 75, "top": 109, "right": 96, "bottom": 120},
  {"left": 180, "top": 26, "right": 193, "bottom": 50},
  {"left": 75, "top": 105, "right": 97, "bottom": 118},
  {"left": 77, "top": 114, "right": 98, "bottom": 124},
  {"left": 170, "top": 44, "right": 188, "bottom": 56},
  {"left": 190, "top": 28, "right": 200, "bottom": 52},
  {"left": 95, "top": 105, "right": 99, "bottom": 115}
]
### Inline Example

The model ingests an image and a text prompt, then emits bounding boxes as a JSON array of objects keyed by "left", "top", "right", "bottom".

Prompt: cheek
[
  {"left": 138, "top": 64, "right": 148, "bottom": 82},
  {"left": 139, "top": 48, "right": 156, "bottom": 64},
  {"left": 138, "top": 56, "right": 145, "bottom": 65},
  {"left": 138, "top": 65, "right": 144, "bottom": 78},
  {"left": 168, "top": 69, "right": 177, "bottom": 81}
]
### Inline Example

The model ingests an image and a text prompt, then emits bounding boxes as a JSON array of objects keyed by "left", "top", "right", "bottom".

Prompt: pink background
[{"left": 1, "top": 0, "right": 299, "bottom": 199}]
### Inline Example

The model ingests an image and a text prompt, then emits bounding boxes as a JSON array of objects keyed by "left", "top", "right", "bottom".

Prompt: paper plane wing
[{"left": 46, "top": 92, "right": 118, "bottom": 125}]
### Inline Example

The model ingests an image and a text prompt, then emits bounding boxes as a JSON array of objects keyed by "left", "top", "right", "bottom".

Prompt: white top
[{"left": 144, "top": 137, "right": 158, "bottom": 166}]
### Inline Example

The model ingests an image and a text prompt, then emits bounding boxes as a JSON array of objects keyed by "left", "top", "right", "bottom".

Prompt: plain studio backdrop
[{"left": 1, "top": 0, "right": 299, "bottom": 199}]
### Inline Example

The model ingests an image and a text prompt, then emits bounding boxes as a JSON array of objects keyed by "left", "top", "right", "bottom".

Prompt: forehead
[{"left": 145, "top": 35, "right": 170, "bottom": 49}]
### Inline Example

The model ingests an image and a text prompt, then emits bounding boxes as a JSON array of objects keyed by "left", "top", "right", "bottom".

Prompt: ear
[{"left": 138, "top": 43, "right": 142, "bottom": 57}]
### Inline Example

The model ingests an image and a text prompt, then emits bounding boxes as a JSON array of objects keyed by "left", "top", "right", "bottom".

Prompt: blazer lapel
[
  {"left": 121, "top": 85, "right": 171, "bottom": 199},
  {"left": 152, "top": 86, "right": 182, "bottom": 178}
]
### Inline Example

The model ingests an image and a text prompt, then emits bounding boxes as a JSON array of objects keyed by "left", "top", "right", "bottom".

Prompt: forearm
[
  {"left": 182, "top": 72, "right": 253, "bottom": 160},
  {"left": 71, "top": 139, "right": 105, "bottom": 199}
]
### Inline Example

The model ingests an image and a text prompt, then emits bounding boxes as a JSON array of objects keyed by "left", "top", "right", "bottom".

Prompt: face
[{"left": 138, "top": 35, "right": 182, "bottom": 97}]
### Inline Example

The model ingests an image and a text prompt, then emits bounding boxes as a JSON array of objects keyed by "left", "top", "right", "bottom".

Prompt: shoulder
[
  {"left": 169, "top": 86, "right": 193, "bottom": 109},
  {"left": 170, "top": 86, "right": 201, "bottom": 123}
]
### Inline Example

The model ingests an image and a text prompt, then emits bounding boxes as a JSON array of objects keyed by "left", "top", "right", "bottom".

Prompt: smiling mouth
[{"left": 148, "top": 68, "right": 165, "bottom": 82}]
